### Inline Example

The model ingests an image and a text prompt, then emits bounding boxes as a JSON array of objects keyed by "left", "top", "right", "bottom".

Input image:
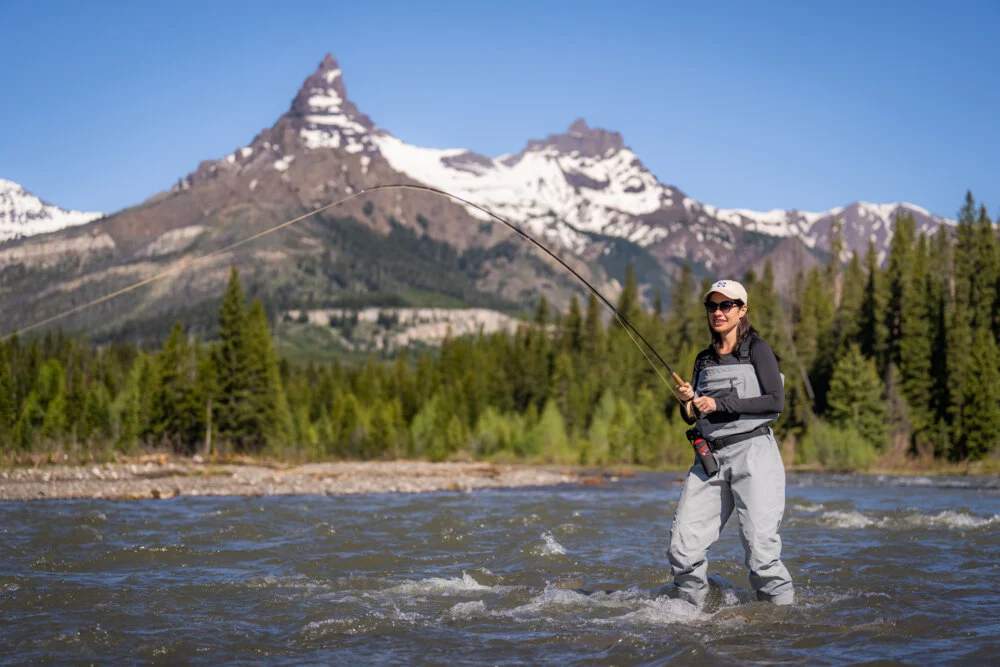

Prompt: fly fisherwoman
[{"left": 663, "top": 279, "right": 794, "bottom": 606}]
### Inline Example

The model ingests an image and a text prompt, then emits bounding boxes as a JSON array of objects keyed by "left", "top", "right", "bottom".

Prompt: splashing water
[{"left": 540, "top": 531, "right": 567, "bottom": 556}]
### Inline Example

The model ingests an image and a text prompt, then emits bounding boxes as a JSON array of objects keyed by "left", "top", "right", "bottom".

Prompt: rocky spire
[
  {"left": 523, "top": 118, "right": 625, "bottom": 157},
  {"left": 285, "top": 53, "right": 378, "bottom": 154}
]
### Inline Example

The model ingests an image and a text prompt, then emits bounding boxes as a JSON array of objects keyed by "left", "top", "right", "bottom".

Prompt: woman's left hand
[{"left": 692, "top": 396, "right": 717, "bottom": 414}]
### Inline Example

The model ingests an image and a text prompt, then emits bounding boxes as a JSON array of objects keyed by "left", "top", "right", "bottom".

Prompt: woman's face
[{"left": 705, "top": 292, "right": 747, "bottom": 336}]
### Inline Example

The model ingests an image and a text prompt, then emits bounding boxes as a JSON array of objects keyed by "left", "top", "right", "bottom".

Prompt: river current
[{"left": 1, "top": 472, "right": 997, "bottom": 664}]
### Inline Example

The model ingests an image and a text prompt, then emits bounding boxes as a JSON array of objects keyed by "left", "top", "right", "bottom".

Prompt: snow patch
[
  {"left": 372, "top": 135, "right": 667, "bottom": 245},
  {"left": 308, "top": 92, "right": 344, "bottom": 111},
  {"left": 0, "top": 179, "right": 103, "bottom": 242}
]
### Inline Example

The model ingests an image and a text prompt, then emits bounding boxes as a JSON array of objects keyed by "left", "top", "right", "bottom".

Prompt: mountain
[
  {"left": 0, "top": 55, "right": 614, "bottom": 342},
  {"left": 0, "top": 179, "right": 103, "bottom": 242},
  {"left": 0, "top": 53, "right": 956, "bottom": 345},
  {"left": 372, "top": 120, "right": 953, "bottom": 270},
  {"left": 712, "top": 201, "right": 952, "bottom": 264}
]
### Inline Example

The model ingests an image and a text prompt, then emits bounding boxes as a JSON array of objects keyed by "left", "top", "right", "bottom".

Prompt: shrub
[{"left": 798, "top": 419, "right": 878, "bottom": 471}]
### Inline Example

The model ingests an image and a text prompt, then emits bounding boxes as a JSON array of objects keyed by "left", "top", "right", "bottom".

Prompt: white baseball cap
[{"left": 704, "top": 279, "right": 748, "bottom": 304}]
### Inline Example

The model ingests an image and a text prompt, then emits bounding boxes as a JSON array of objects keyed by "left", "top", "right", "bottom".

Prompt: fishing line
[{"left": 4, "top": 183, "right": 687, "bottom": 404}]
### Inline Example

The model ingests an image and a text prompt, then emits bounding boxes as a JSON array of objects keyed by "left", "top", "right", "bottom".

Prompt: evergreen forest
[{"left": 2, "top": 193, "right": 998, "bottom": 471}]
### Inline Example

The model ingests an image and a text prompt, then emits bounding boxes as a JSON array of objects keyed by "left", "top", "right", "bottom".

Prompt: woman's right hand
[{"left": 676, "top": 382, "right": 694, "bottom": 401}]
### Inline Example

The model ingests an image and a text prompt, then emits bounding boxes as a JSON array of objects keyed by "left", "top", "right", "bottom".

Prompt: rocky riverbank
[{"left": 0, "top": 458, "right": 593, "bottom": 501}]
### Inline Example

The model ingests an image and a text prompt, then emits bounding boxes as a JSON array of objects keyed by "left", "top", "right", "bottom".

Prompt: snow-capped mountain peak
[
  {"left": 179, "top": 54, "right": 955, "bottom": 270},
  {"left": 372, "top": 119, "right": 673, "bottom": 251},
  {"left": 178, "top": 54, "right": 958, "bottom": 273},
  {"left": 520, "top": 118, "right": 625, "bottom": 159},
  {"left": 712, "top": 200, "right": 953, "bottom": 260},
  {"left": 0, "top": 179, "right": 102, "bottom": 242},
  {"left": 291, "top": 53, "right": 378, "bottom": 155}
]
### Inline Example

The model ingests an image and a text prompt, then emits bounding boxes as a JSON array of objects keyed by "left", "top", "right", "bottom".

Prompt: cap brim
[{"left": 704, "top": 288, "right": 743, "bottom": 301}]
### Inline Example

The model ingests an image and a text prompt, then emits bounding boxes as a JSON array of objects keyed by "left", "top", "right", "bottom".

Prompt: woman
[{"left": 665, "top": 279, "right": 794, "bottom": 606}]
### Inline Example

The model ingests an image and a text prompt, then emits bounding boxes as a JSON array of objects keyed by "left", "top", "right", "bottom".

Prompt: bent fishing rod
[{"left": 5, "top": 183, "right": 690, "bottom": 403}]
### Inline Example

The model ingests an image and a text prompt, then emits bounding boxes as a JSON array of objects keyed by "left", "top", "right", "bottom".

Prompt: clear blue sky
[{"left": 2, "top": 0, "right": 997, "bottom": 220}]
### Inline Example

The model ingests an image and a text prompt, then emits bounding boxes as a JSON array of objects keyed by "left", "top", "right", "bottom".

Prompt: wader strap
[
  {"left": 708, "top": 423, "right": 771, "bottom": 450},
  {"left": 737, "top": 336, "right": 752, "bottom": 362}
]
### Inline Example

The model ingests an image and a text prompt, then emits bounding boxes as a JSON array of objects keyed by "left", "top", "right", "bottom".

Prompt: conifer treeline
[{"left": 1, "top": 194, "right": 997, "bottom": 468}]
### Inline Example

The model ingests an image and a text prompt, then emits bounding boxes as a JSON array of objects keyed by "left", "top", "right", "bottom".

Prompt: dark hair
[{"left": 709, "top": 303, "right": 759, "bottom": 351}]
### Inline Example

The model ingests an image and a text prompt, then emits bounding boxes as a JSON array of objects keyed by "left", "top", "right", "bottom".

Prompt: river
[{"left": 1, "top": 472, "right": 997, "bottom": 664}]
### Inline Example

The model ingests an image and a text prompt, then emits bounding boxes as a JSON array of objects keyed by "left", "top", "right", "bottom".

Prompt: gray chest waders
[
  {"left": 689, "top": 339, "right": 783, "bottom": 475},
  {"left": 667, "top": 338, "right": 795, "bottom": 606}
]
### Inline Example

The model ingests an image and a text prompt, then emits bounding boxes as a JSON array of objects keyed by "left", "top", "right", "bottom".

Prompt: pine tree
[
  {"left": 560, "top": 295, "right": 583, "bottom": 353},
  {"left": 38, "top": 359, "right": 68, "bottom": 441},
  {"left": 153, "top": 323, "right": 195, "bottom": 450},
  {"left": 63, "top": 346, "right": 87, "bottom": 443},
  {"left": 331, "top": 389, "right": 364, "bottom": 458},
  {"left": 665, "top": 262, "right": 702, "bottom": 353},
  {"left": 744, "top": 262, "right": 812, "bottom": 436},
  {"left": 946, "top": 299, "right": 973, "bottom": 450},
  {"left": 0, "top": 350, "right": 15, "bottom": 440},
  {"left": 630, "top": 387, "right": 669, "bottom": 466},
  {"left": 14, "top": 392, "right": 42, "bottom": 450},
  {"left": 524, "top": 321, "right": 552, "bottom": 411},
  {"left": 971, "top": 205, "right": 998, "bottom": 330},
  {"left": 837, "top": 251, "right": 865, "bottom": 351},
  {"left": 82, "top": 383, "right": 113, "bottom": 442},
  {"left": 960, "top": 328, "right": 1000, "bottom": 460},
  {"left": 898, "top": 234, "right": 934, "bottom": 436},
  {"left": 582, "top": 292, "right": 605, "bottom": 369},
  {"left": 826, "top": 344, "right": 889, "bottom": 450},
  {"left": 747, "top": 262, "right": 784, "bottom": 350},
  {"left": 246, "top": 298, "right": 293, "bottom": 449},
  {"left": 859, "top": 240, "right": 888, "bottom": 369},
  {"left": 214, "top": 265, "right": 255, "bottom": 450},
  {"left": 387, "top": 351, "right": 420, "bottom": 421},
  {"left": 550, "top": 348, "right": 573, "bottom": 418},
  {"left": 795, "top": 266, "right": 837, "bottom": 410},
  {"left": 194, "top": 345, "right": 218, "bottom": 454},
  {"left": 826, "top": 219, "right": 845, "bottom": 303},
  {"left": 928, "top": 226, "right": 952, "bottom": 427},
  {"left": 617, "top": 263, "right": 641, "bottom": 321},
  {"left": 953, "top": 191, "right": 978, "bottom": 307},
  {"left": 14, "top": 339, "right": 41, "bottom": 415},
  {"left": 534, "top": 295, "right": 549, "bottom": 326},
  {"left": 885, "top": 212, "right": 916, "bottom": 369}
]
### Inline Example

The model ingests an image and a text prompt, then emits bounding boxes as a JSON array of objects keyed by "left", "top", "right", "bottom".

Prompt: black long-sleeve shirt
[{"left": 681, "top": 336, "right": 785, "bottom": 425}]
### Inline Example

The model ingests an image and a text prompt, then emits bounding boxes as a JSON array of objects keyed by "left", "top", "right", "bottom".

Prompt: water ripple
[{"left": 0, "top": 472, "right": 997, "bottom": 663}]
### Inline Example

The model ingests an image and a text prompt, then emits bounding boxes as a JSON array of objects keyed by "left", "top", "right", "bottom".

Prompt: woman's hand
[
  {"left": 692, "top": 395, "right": 717, "bottom": 414},
  {"left": 676, "top": 382, "right": 694, "bottom": 402}
]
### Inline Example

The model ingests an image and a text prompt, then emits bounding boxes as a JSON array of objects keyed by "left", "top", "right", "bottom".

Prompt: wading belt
[{"left": 707, "top": 424, "right": 772, "bottom": 451}]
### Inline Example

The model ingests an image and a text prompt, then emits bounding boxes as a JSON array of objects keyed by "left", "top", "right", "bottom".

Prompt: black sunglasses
[{"left": 704, "top": 300, "right": 743, "bottom": 313}]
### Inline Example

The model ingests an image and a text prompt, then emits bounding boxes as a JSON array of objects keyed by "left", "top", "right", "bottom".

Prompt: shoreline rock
[{"left": 0, "top": 459, "right": 586, "bottom": 502}]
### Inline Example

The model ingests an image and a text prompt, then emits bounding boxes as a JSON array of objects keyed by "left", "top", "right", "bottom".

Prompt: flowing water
[{"left": 1, "top": 472, "right": 998, "bottom": 665}]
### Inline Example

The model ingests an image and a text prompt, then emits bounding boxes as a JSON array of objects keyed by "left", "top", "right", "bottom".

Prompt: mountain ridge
[{"left": 0, "top": 53, "right": 959, "bottom": 345}]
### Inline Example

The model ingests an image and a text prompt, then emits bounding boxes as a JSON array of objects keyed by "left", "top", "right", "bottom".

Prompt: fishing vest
[{"left": 695, "top": 337, "right": 782, "bottom": 442}]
